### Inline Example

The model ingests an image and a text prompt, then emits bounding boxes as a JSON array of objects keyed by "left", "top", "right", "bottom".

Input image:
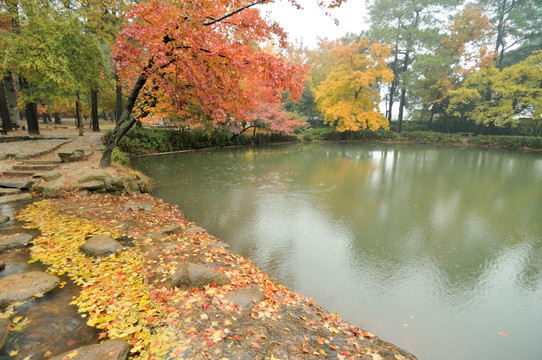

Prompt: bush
[
  {"left": 302, "top": 128, "right": 397, "bottom": 142},
  {"left": 401, "top": 131, "right": 462, "bottom": 144},
  {"left": 468, "top": 135, "right": 542, "bottom": 150},
  {"left": 111, "top": 148, "right": 131, "bottom": 168}
]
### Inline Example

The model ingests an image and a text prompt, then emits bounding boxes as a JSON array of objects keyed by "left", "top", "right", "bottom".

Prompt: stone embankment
[{"left": 0, "top": 127, "right": 417, "bottom": 359}]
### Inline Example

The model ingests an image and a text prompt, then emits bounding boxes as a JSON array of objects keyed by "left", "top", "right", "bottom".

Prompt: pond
[{"left": 133, "top": 143, "right": 542, "bottom": 360}]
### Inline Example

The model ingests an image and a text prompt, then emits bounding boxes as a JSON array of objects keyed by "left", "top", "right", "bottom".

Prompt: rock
[
  {"left": 34, "top": 180, "right": 65, "bottom": 197},
  {"left": 224, "top": 284, "right": 264, "bottom": 310},
  {"left": 122, "top": 202, "right": 152, "bottom": 211},
  {"left": 0, "top": 193, "right": 32, "bottom": 204},
  {"left": 0, "top": 233, "right": 33, "bottom": 252},
  {"left": 0, "top": 216, "right": 9, "bottom": 223},
  {"left": 50, "top": 339, "right": 129, "bottom": 360},
  {"left": 77, "top": 180, "right": 105, "bottom": 191},
  {"left": 80, "top": 235, "right": 123, "bottom": 258},
  {"left": 77, "top": 171, "right": 111, "bottom": 183},
  {"left": 58, "top": 149, "right": 86, "bottom": 162},
  {"left": 184, "top": 224, "right": 207, "bottom": 235},
  {"left": 41, "top": 170, "right": 61, "bottom": 182},
  {"left": 166, "top": 261, "right": 230, "bottom": 289},
  {"left": 160, "top": 224, "right": 183, "bottom": 235},
  {"left": 124, "top": 179, "right": 140, "bottom": 193},
  {"left": 0, "top": 262, "right": 5, "bottom": 271},
  {"left": 0, "top": 271, "right": 60, "bottom": 306},
  {"left": 136, "top": 173, "right": 153, "bottom": 193},
  {"left": 78, "top": 190, "right": 89, "bottom": 197},
  {"left": 210, "top": 240, "right": 230, "bottom": 249},
  {"left": 104, "top": 176, "right": 128, "bottom": 192},
  {"left": 0, "top": 178, "right": 34, "bottom": 189},
  {"left": 0, "top": 318, "right": 9, "bottom": 350}
]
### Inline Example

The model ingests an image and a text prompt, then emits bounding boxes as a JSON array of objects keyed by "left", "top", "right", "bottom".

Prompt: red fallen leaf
[
  {"left": 206, "top": 341, "right": 216, "bottom": 347},
  {"left": 231, "top": 335, "right": 240, "bottom": 340},
  {"left": 248, "top": 328, "right": 255, "bottom": 335},
  {"left": 330, "top": 345, "right": 338, "bottom": 351},
  {"left": 201, "top": 302, "right": 209, "bottom": 309},
  {"left": 67, "top": 339, "right": 76, "bottom": 346},
  {"left": 499, "top": 332, "right": 508, "bottom": 337},
  {"left": 174, "top": 349, "right": 183, "bottom": 356},
  {"left": 317, "top": 336, "right": 324, "bottom": 345},
  {"left": 302, "top": 348, "right": 309, "bottom": 354},
  {"left": 252, "top": 342, "right": 260, "bottom": 350},
  {"left": 99, "top": 332, "right": 108, "bottom": 339},
  {"left": 341, "top": 350, "right": 351, "bottom": 356},
  {"left": 166, "top": 254, "right": 173, "bottom": 259}
]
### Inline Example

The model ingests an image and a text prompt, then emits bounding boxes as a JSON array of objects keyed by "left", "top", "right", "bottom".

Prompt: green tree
[
  {"left": 478, "top": 0, "right": 542, "bottom": 68},
  {"left": 366, "top": 0, "right": 457, "bottom": 132}
]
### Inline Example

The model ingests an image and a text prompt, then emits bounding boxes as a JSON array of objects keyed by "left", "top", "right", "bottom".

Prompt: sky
[{"left": 257, "top": 0, "right": 369, "bottom": 49}]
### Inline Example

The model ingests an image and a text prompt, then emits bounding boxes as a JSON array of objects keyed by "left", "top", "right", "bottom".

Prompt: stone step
[
  {"left": 21, "top": 160, "right": 62, "bottom": 165},
  {"left": 0, "top": 178, "right": 34, "bottom": 189},
  {"left": 12, "top": 164, "right": 58, "bottom": 171},
  {"left": 0, "top": 188, "right": 21, "bottom": 197},
  {"left": 0, "top": 193, "right": 32, "bottom": 204},
  {"left": 2, "top": 171, "right": 35, "bottom": 177}
]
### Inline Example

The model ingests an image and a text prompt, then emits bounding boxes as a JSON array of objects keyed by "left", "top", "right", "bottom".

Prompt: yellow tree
[{"left": 312, "top": 39, "right": 394, "bottom": 131}]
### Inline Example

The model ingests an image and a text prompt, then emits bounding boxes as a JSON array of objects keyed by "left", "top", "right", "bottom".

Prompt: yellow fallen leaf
[{"left": 9, "top": 350, "right": 18, "bottom": 356}]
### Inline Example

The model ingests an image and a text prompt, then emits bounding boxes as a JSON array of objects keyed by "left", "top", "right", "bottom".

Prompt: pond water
[{"left": 133, "top": 143, "right": 542, "bottom": 360}]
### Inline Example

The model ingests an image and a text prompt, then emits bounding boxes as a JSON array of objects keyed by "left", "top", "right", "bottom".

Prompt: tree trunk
[
  {"left": 19, "top": 78, "right": 40, "bottom": 135},
  {"left": 3, "top": 74, "right": 19, "bottom": 127},
  {"left": 75, "top": 91, "right": 83, "bottom": 136},
  {"left": 100, "top": 66, "right": 151, "bottom": 168},
  {"left": 396, "top": 85, "right": 407, "bottom": 133},
  {"left": 25, "top": 102, "right": 40, "bottom": 135},
  {"left": 116, "top": 70, "right": 123, "bottom": 124},
  {"left": 0, "top": 81, "right": 12, "bottom": 133},
  {"left": 54, "top": 112, "right": 62, "bottom": 124},
  {"left": 91, "top": 88, "right": 100, "bottom": 132},
  {"left": 41, "top": 112, "right": 48, "bottom": 123}
]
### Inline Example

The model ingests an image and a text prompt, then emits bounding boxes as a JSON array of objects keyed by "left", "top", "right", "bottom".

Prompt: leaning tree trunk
[
  {"left": 54, "top": 113, "right": 62, "bottom": 124},
  {"left": 0, "top": 82, "right": 12, "bottom": 132},
  {"left": 116, "top": 70, "right": 123, "bottom": 124},
  {"left": 100, "top": 67, "right": 150, "bottom": 168},
  {"left": 91, "top": 88, "right": 100, "bottom": 132}
]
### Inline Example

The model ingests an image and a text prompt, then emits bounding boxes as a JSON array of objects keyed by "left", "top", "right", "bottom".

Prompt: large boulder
[
  {"left": 41, "top": 170, "right": 61, "bottom": 182},
  {"left": 0, "top": 233, "right": 33, "bottom": 252},
  {"left": 50, "top": 339, "right": 129, "bottom": 360},
  {"left": 0, "top": 271, "right": 60, "bottom": 306},
  {"left": 77, "top": 171, "right": 111, "bottom": 183},
  {"left": 34, "top": 180, "right": 65, "bottom": 198},
  {"left": 224, "top": 284, "right": 264, "bottom": 310},
  {"left": 166, "top": 261, "right": 230, "bottom": 289},
  {"left": 58, "top": 149, "right": 87, "bottom": 162},
  {"left": 80, "top": 235, "right": 123, "bottom": 258},
  {"left": 77, "top": 180, "right": 105, "bottom": 191}
]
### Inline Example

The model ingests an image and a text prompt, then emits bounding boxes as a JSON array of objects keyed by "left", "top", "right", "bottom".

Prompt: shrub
[
  {"left": 111, "top": 148, "right": 131, "bottom": 168},
  {"left": 302, "top": 128, "right": 397, "bottom": 141},
  {"left": 468, "top": 135, "right": 542, "bottom": 150},
  {"left": 401, "top": 131, "right": 462, "bottom": 144}
]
